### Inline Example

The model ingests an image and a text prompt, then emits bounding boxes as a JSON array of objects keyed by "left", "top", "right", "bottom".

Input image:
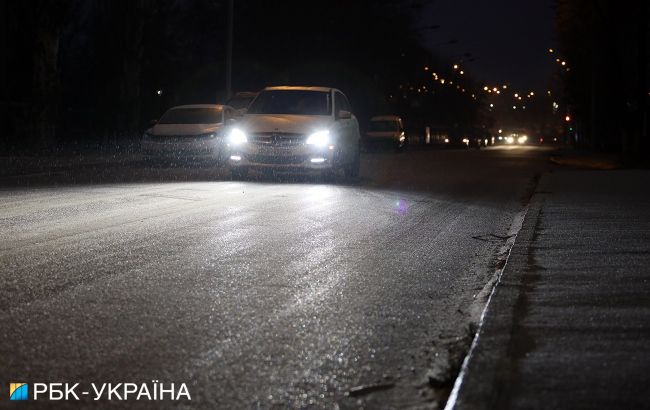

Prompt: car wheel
[
  {"left": 343, "top": 143, "right": 361, "bottom": 179},
  {"left": 230, "top": 167, "right": 248, "bottom": 180}
]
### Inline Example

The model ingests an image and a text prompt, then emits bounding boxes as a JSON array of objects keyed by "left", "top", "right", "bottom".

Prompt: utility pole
[{"left": 225, "top": 0, "right": 234, "bottom": 101}]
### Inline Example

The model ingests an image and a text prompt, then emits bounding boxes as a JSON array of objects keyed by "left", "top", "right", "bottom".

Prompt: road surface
[{"left": 0, "top": 146, "right": 551, "bottom": 408}]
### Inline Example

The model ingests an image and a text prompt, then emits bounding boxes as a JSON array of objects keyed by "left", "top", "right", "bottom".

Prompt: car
[
  {"left": 365, "top": 115, "right": 407, "bottom": 151},
  {"left": 141, "top": 104, "right": 237, "bottom": 163},
  {"left": 226, "top": 91, "right": 259, "bottom": 117},
  {"left": 225, "top": 86, "right": 361, "bottom": 179}
]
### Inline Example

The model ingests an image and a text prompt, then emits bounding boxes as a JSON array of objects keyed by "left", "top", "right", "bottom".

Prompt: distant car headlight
[
  {"left": 518, "top": 135, "right": 528, "bottom": 144},
  {"left": 306, "top": 130, "right": 330, "bottom": 146},
  {"left": 229, "top": 128, "right": 247, "bottom": 145}
]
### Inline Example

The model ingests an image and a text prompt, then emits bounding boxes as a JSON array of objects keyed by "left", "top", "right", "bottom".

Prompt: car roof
[
  {"left": 371, "top": 115, "right": 402, "bottom": 121},
  {"left": 169, "top": 104, "right": 227, "bottom": 110},
  {"left": 263, "top": 86, "right": 339, "bottom": 93}
]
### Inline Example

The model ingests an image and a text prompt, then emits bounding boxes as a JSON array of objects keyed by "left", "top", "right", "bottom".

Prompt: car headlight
[
  {"left": 306, "top": 130, "right": 330, "bottom": 146},
  {"left": 229, "top": 128, "right": 247, "bottom": 145}
]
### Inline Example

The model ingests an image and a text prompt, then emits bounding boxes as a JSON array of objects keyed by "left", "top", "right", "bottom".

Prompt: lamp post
[{"left": 225, "top": 0, "right": 234, "bottom": 101}]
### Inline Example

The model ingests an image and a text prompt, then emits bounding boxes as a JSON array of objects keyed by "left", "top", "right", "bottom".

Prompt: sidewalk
[{"left": 448, "top": 170, "right": 650, "bottom": 410}]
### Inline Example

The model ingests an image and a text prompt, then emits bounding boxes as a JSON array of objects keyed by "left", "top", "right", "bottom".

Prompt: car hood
[
  {"left": 150, "top": 123, "right": 222, "bottom": 136},
  {"left": 237, "top": 114, "right": 334, "bottom": 134}
]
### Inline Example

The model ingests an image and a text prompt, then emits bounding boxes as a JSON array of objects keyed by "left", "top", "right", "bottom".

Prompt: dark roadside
[{"left": 446, "top": 156, "right": 650, "bottom": 409}]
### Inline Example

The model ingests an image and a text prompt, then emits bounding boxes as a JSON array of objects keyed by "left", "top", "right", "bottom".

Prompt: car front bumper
[
  {"left": 226, "top": 143, "right": 337, "bottom": 171},
  {"left": 141, "top": 136, "right": 225, "bottom": 159}
]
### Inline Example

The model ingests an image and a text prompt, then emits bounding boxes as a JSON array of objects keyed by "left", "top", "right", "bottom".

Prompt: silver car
[
  {"left": 225, "top": 86, "right": 361, "bottom": 178},
  {"left": 141, "top": 104, "right": 237, "bottom": 163}
]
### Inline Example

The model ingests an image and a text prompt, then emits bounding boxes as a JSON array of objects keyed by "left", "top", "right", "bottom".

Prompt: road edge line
[{"left": 442, "top": 204, "right": 530, "bottom": 410}]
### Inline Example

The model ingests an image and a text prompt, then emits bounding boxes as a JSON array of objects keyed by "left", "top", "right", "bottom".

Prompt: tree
[
  {"left": 556, "top": 0, "right": 649, "bottom": 160},
  {"left": 30, "top": 0, "right": 69, "bottom": 150}
]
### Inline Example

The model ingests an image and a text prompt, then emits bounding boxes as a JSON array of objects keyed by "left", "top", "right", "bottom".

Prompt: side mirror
[
  {"left": 337, "top": 110, "right": 352, "bottom": 120},
  {"left": 149, "top": 119, "right": 158, "bottom": 126}
]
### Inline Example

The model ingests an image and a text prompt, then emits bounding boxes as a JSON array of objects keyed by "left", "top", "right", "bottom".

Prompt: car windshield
[
  {"left": 247, "top": 90, "right": 331, "bottom": 115},
  {"left": 227, "top": 95, "right": 256, "bottom": 110},
  {"left": 369, "top": 120, "right": 400, "bottom": 132},
  {"left": 158, "top": 108, "right": 223, "bottom": 124}
]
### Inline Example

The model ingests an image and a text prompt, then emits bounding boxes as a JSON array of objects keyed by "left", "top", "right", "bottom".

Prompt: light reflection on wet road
[{"left": 0, "top": 146, "right": 551, "bottom": 408}]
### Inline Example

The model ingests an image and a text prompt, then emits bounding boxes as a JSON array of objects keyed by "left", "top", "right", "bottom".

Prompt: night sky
[{"left": 418, "top": 0, "right": 557, "bottom": 93}]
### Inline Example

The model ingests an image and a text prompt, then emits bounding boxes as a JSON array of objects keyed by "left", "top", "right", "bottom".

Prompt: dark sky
[{"left": 417, "top": 0, "right": 557, "bottom": 93}]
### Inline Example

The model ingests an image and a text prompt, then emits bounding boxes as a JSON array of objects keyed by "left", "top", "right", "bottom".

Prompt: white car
[
  {"left": 366, "top": 115, "right": 406, "bottom": 150},
  {"left": 141, "top": 104, "right": 237, "bottom": 162},
  {"left": 225, "top": 86, "right": 361, "bottom": 178}
]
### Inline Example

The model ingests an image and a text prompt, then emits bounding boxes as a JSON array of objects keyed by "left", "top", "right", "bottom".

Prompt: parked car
[
  {"left": 365, "top": 115, "right": 406, "bottom": 151},
  {"left": 226, "top": 91, "right": 259, "bottom": 117},
  {"left": 141, "top": 104, "right": 237, "bottom": 163},
  {"left": 225, "top": 86, "right": 361, "bottom": 178}
]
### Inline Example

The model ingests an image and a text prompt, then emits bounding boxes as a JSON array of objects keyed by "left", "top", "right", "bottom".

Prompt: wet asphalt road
[{"left": 0, "top": 146, "right": 551, "bottom": 409}]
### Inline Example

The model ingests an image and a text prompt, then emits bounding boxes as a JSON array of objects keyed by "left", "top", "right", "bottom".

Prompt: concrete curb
[
  {"left": 549, "top": 156, "right": 619, "bottom": 170},
  {"left": 444, "top": 176, "right": 547, "bottom": 410}
]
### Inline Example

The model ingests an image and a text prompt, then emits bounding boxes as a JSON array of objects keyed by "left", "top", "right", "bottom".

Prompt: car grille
[
  {"left": 248, "top": 132, "right": 306, "bottom": 147},
  {"left": 245, "top": 154, "right": 309, "bottom": 165}
]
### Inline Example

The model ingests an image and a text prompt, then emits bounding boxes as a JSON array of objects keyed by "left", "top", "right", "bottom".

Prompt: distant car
[
  {"left": 226, "top": 91, "right": 259, "bottom": 117},
  {"left": 365, "top": 115, "right": 406, "bottom": 151},
  {"left": 141, "top": 104, "right": 237, "bottom": 163},
  {"left": 225, "top": 86, "right": 361, "bottom": 178}
]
